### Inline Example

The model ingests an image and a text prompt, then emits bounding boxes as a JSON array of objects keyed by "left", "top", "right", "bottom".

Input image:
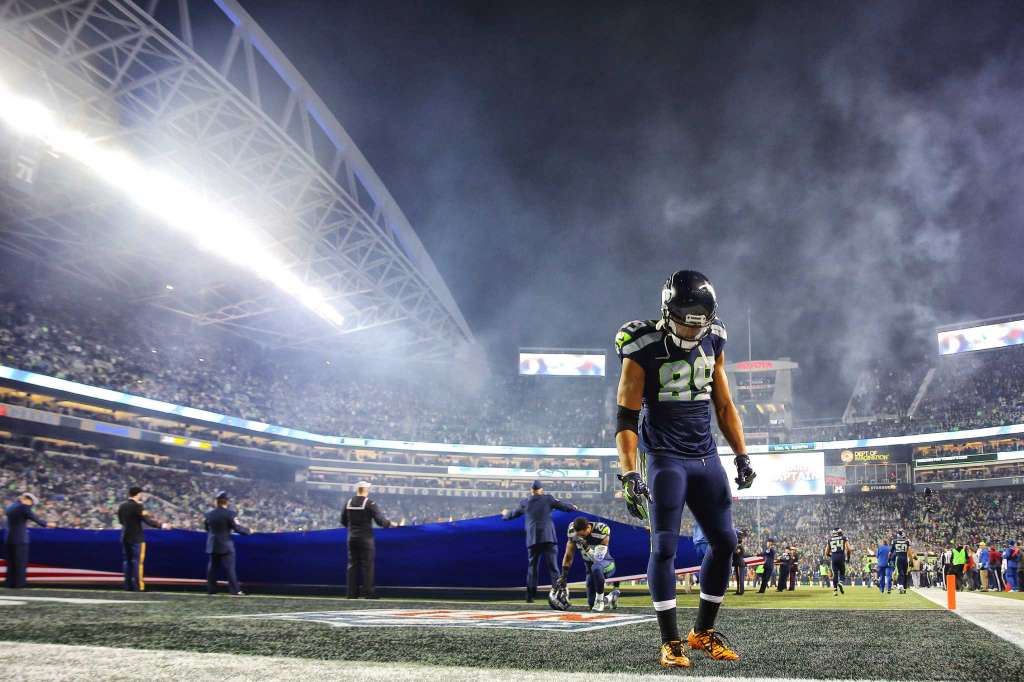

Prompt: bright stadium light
[{"left": 0, "top": 79, "right": 345, "bottom": 327}]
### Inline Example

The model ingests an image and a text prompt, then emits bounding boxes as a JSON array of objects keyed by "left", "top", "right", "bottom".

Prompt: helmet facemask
[{"left": 659, "top": 271, "right": 718, "bottom": 350}]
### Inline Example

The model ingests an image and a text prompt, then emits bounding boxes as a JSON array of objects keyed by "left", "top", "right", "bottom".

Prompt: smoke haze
[{"left": 228, "top": 1, "right": 1024, "bottom": 415}]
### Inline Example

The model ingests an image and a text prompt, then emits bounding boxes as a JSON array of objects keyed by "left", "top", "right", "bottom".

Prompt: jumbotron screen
[
  {"left": 937, "top": 318, "right": 1024, "bottom": 355},
  {"left": 518, "top": 351, "right": 606, "bottom": 376},
  {"left": 723, "top": 452, "right": 825, "bottom": 497}
]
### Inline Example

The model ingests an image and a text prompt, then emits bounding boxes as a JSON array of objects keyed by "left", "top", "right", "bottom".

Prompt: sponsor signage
[
  {"left": 227, "top": 609, "right": 654, "bottom": 632},
  {"left": 914, "top": 452, "right": 997, "bottom": 467},
  {"left": 723, "top": 452, "right": 825, "bottom": 497},
  {"left": 4, "top": 364, "right": 1024, "bottom": 457},
  {"left": 839, "top": 448, "right": 891, "bottom": 464},
  {"left": 859, "top": 483, "right": 900, "bottom": 492},
  {"left": 447, "top": 466, "right": 599, "bottom": 479}
]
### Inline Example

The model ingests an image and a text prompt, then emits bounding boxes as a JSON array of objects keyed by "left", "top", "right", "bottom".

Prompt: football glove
[
  {"left": 617, "top": 471, "right": 651, "bottom": 521},
  {"left": 734, "top": 455, "right": 756, "bottom": 490},
  {"left": 555, "top": 572, "right": 567, "bottom": 590}
]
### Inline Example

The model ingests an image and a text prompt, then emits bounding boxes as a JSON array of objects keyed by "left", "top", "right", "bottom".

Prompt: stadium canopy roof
[{"left": 0, "top": 0, "right": 475, "bottom": 361}]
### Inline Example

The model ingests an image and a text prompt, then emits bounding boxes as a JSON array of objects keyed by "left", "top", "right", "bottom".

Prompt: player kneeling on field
[{"left": 558, "top": 517, "right": 621, "bottom": 612}]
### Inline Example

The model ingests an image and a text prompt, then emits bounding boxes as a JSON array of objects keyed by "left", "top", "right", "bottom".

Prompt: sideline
[{"left": 914, "top": 587, "right": 1024, "bottom": 650}]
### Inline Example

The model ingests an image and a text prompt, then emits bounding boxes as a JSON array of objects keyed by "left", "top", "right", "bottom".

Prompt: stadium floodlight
[{"left": 0, "top": 78, "right": 345, "bottom": 328}]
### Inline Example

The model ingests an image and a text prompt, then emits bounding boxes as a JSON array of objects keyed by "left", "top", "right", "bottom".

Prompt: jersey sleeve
[
  {"left": 709, "top": 317, "right": 727, "bottom": 356},
  {"left": 591, "top": 523, "right": 610, "bottom": 541},
  {"left": 615, "top": 320, "right": 661, "bottom": 362}
]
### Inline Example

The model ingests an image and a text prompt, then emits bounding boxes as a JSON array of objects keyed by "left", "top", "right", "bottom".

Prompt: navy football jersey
[
  {"left": 615, "top": 318, "right": 726, "bottom": 458},
  {"left": 893, "top": 538, "right": 910, "bottom": 555},
  {"left": 827, "top": 532, "right": 847, "bottom": 559}
]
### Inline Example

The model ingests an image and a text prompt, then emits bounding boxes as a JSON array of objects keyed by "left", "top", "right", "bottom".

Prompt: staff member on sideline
[
  {"left": 732, "top": 529, "right": 747, "bottom": 595},
  {"left": 117, "top": 486, "right": 168, "bottom": 592},
  {"left": 4, "top": 492, "right": 55, "bottom": 588},
  {"left": 503, "top": 480, "right": 578, "bottom": 603},
  {"left": 341, "top": 481, "right": 393, "bottom": 599},
  {"left": 757, "top": 539, "right": 776, "bottom": 593},
  {"left": 204, "top": 491, "right": 251, "bottom": 596}
]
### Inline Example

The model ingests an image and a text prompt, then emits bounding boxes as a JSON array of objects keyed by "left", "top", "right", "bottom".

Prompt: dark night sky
[{"left": 237, "top": 0, "right": 1024, "bottom": 417}]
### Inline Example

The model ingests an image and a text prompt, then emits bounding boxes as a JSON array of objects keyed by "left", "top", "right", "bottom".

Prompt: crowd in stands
[
  {"left": 0, "top": 291, "right": 613, "bottom": 448},
  {"left": 845, "top": 363, "right": 928, "bottom": 422},
  {"left": 3, "top": 284, "right": 1024, "bottom": 454},
  {"left": 6, "top": 439, "right": 1022, "bottom": 573}
]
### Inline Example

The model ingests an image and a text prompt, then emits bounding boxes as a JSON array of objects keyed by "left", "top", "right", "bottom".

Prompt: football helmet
[
  {"left": 661, "top": 270, "right": 718, "bottom": 349},
  {"left": 548, "top": 586, "right": 571, "bottom": 611}
]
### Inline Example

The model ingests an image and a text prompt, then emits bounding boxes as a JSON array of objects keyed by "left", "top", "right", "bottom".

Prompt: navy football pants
[
  {"left": 585, "top": 558, "right": 616, "bottom": 606},
  {"left": 830, "top": 555, "right": 846, "bottom": 589},
  {"left": 642, "top": 452, "right": 736, "bottom": 609},
  {"left": 895, "top": 555, "right": 909, "bottom": 590}
]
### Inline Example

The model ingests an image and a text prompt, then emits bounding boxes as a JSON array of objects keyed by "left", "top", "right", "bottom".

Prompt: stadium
[{"left": 1, "top": 1, "right": 1023, "bottom": 680}]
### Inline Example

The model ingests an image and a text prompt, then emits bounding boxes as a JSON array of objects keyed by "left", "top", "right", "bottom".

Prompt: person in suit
[
  {"left": 116, "top": 486, "right": 168, "bottom": 591},
  {"left": 732, "top": 529, "right": 747, "bottom": 595},
  {"left": 4, "top": 492, "right": 55, "bottom": 588},
  {"left": 204, "top": 491, "right": 251, "bottom": 596},
  {"left": 502, "top": 480, "right": 578, "bottom": 603},
  {"left": 341, "top": 481, "right": 393, "bottom": 598},
  {"left": 757, "top": 539, "right": 776, "bottom": 593}
]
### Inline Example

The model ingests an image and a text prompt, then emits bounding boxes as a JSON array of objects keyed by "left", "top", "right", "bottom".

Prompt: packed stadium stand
[
  {"left": 2, "top": 276, "right": 1024, "bottom": 589},
  {"left": 0, "top": 288, "right": 613, "bottom": 447}
]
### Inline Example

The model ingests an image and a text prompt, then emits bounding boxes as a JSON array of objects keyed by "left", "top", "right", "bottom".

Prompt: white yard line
[
  {"left": 914, "top": 588, "right": 1024, "bottom": 650},
  {"left": 0, "top": 641, "right": 942, "bottom": 682}
]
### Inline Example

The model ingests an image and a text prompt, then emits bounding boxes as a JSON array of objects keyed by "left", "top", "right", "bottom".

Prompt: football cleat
[
  {"left": 592, "top": 595, "right": 606, "bottom": 612},
  {"left": 688, "top": 628, "right": 740, "bottom": 661},
  {"left": 658, "top": 641, "right": 691, "bottom": 668},
  {"left": 833, "top": 589, "right": 838, "bottom": 597},
  {"left": 608, "top": 589, "right": 621, "bottom": 610}
]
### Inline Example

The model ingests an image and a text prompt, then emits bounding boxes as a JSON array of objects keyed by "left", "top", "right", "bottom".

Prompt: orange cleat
[
  {"left": 658, "top": 640, "right": 691, "bottom": 668},
  {"left": 687, "top": 628, "right": 740, "bottom": 661}
]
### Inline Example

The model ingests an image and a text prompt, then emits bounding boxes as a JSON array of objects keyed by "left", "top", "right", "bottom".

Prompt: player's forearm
[
  {"left": 616, "top": 430, "right": 639, "bottom": 473},
  {"left": 716, "top": 402, "right": 747, "bottom": 455}
]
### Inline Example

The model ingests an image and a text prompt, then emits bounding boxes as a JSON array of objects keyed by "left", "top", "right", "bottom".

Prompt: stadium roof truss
[{"left": 0, "top": 0, "right": 474, "bottom": 360}]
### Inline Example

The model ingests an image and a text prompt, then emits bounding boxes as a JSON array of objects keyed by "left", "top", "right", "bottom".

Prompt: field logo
[{"left": 227, "top": 608, "right": 655, "bottom": 632}]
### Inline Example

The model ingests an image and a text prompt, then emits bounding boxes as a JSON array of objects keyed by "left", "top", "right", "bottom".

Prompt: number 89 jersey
[{"left": 614, "top": 318, "right": 726, "bottom": 458}]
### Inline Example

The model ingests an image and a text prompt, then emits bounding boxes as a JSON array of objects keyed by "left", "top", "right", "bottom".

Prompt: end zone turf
[{"left": 0, "top": 588, "right": 1020, "bottom": 680}]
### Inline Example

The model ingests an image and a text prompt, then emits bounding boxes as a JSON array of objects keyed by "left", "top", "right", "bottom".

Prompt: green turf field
[
  {"left": 610, "top": 585, "right": 939, "bottom": 609},
  {"left": 1, "top": 587, "right": 1021, "bottom": 680}
]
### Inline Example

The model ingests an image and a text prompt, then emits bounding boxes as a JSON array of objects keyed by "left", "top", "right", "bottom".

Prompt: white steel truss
[{"left": 0, "top": 0, "right": 474, "bottom": 360}]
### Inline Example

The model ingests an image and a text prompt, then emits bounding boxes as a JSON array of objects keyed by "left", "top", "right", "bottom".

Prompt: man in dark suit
[
  {"left": 4, "top": 493, "right": 55, "bottom": 588},
  {"left": 116, "top": 486, "right": 168, "bottom": 591},
  {"left": 204, "top": 491, "right": 251, "bottom": 596},
  {"left": 732, "top": 529, "right": 747, "bottom": 595},
  {"left": 341, "top": 481, "right": 393, "bottom": 598},
  {"left": 502, "top": 480, "right": 578, "bottom": 603},
  {"left": 757, "top": 538, "right": 776, "bottom": 593}
]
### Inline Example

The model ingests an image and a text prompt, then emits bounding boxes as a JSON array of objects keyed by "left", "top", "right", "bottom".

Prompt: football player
[
  {"left": 559, "top": 517, "right": 621, "bottom": 611},
  {"left": 614, "top": 270, "right": 756, "bottom": 668},
  {"left": 892, "top": 529, "right": 911, "bottom": 594},
  {"left": 825, "top": 527, "right": 850, "bottom": 596}
]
